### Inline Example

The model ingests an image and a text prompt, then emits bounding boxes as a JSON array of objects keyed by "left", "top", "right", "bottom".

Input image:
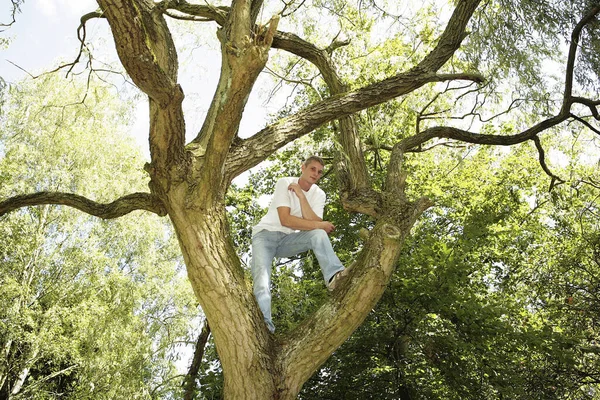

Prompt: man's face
[{"left": 301, "top": 161, "right": 324, "bottom": 184}]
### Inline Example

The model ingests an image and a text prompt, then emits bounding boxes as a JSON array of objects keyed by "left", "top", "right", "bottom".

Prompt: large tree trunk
[{"left": 168, "top": 202, "right": 279, "bottom": 398}]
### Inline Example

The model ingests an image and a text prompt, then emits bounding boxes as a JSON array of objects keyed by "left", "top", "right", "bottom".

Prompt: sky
[
  {"left": 0, "top": 0, "right": 278, "bottom": 159},
  {"left": 1, "top": 0, "right": 101, "bottom": 82}
]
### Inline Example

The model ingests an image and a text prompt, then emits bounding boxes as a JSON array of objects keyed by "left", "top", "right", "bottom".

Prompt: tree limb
[
  {"left": 570, "top": 113, "right": 600, "bottom": 135},
  {"left": 572, "top": 96, "right": 600, "bottom": 120},
  {"left": 97, "top": 0, "right": 187, "bottom": 184},
  {"left": 531, "top": 136, "right": 564, "bottom": 191},
  {"left": 279, "top": 195, "right": 432, "bottom": 393},
  {"left": 183, "top": 320, "right": 211, "bottom": 400},
  {"left": 386, "top": 6, "right": 600, "bottom": 186},
  {"left": 97, "top": 0, "right": 180, "bottom": 107},
  {"left": 0, "top": 192, "right": 167, "bottom": 219},
  {"left": 250, "top": 0, "right": 264, "bottom": 26},
  {"left": 562, "top": 5, "right": 600, "bottom": 113},
  {"left": 225, "top": 0, "right": 482, "bottom": 180},
  {"left": 5, "top": 10, "right": 103, "bottom": 80},
  {"left": 270, "top": 30, "right": 372, "bottom": 193},
  {"left": 163, "top": 0, "right": 482, "bottom": 188},
  {"left": 159, "top": 1, "right": 228, "bottom": 25},
  {"left": 397, "top": 114, "right": 567, "bottom": 153},
  {"left": 225, "top": 70, "right": 484, "bottom": 180},
  {"left": 0, "top": 0, "right": 22, "bottom": 30}
]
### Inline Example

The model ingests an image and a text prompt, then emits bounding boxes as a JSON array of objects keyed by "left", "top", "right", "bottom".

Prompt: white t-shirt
[{"left": 252, "top": 177, "right": 326, "bottom": 236}]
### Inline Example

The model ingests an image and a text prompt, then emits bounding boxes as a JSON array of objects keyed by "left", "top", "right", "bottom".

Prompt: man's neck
[{"left": 298, "top": 177, "right": 312, "bottom": 191}]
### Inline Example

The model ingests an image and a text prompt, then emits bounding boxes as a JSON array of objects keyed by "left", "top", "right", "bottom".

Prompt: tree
[
  {"left": 0, "top": 73, "right": 199, "bottom": 398},
  {"left": 1, "top": 0, "right": 599, "bottom": 398}
]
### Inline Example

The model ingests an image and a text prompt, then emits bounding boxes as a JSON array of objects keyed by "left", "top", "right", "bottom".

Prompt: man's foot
[{"left": 328, "top": 268, "right": 349, "bottom": 292}]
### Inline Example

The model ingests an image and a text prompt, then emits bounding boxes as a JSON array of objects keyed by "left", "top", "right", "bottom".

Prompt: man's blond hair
[{"left": 303, "top": 155, "right": 325, "bottom": 167}]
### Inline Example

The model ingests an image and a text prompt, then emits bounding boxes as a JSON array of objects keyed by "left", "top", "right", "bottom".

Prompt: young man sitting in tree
[{"left": 251, "top": 156, "right": 347, "bottom": 333}]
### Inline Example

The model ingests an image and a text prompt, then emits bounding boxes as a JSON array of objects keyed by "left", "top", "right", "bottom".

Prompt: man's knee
[{"left": 310, "top": 228, "right": 329, "bottom": 242}]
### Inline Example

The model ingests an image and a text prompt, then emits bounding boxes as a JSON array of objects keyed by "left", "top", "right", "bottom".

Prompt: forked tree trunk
[
  {"left": 168, "top": 200, "right": 280, "bottom": 398},
  {"left": 164, "top": 183, "right": 428, "bottom": 399}
]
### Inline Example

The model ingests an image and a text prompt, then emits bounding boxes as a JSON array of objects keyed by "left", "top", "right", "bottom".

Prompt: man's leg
[
  {"left": 276, "top": 229, "right": 344, "bottom": 285},
  {"left": 251, "top": 230, "right": 281, "bottom": 333}
]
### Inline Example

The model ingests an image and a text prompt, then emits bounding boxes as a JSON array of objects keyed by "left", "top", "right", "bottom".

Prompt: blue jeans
[{"left": 251, "top": 229, "right": 345, "bottom": 332}]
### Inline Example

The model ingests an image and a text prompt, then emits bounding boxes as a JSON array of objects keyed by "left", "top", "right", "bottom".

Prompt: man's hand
[
  {"left": 288, "top": 183, "right": 305, "bottom": 199},
  {"left": 318, "top": 221, "right": 335, "bottom": 234}
]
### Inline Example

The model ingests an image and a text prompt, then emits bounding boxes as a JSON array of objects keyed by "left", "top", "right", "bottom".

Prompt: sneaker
[{"left": 328, "top": 268, "right": 349, "bottom": 292}]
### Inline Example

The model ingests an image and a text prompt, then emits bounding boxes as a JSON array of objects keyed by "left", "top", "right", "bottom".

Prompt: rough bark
[
  {"left": 168, "top": 204, "right": 279, "bottom": 398},
  {"left": 0, "top": 192, "right": 166, "bottom": 218}
]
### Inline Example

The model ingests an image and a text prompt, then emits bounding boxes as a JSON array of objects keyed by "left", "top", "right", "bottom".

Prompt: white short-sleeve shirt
[{"left": 252, "top": 177, "right": 326, "bottom": 236}]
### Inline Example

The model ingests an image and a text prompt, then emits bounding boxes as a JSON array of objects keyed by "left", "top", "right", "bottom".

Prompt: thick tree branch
[
  {"left": 386, "top": 113, "right": 568, "bottom": 193},
  {"left": 226, "top": 0, "right": 253, "bottom": 46},
  {"left": 0, "top": 192, "right": 167, "bottom": 219},
  {"left": 417, "top": 0, "right": 482, "bottom": 72},
  {"left": 279, "top": 195, "right": 432, "bottom": 394},
  {"left": 272, "top": 30, "right": 371, "bottom": 193},
  {"left": 271, "top": 31, "right": 346, "bottom": 93},
  {"left": 163, "top": 0, "right": 482, "bottom": 188},
  {"left": 97, "top": 0, "right": 179, "bottom": 107},
  {"left": 97, "top": 0, "right": 186, "bottom": 189},
  {"left": 160, "top": 1, "right": 344, "bottom": 92},
  {"left": 225, "top": 0, "right": 482, "bottom": 180},
  {"left": 225, "top": 71, "right": 484, "bottom": 180},
  {"left": 397, "top": 115, "right": 567, "bottom": 153},
  {"left": 159, "top": 1, "right": 228, "bottom": 25},
  {"left": 250, "top": 0, "right": 264, "bottom": 26},
  {"left": 189, "top": 12, "right": 279, "bottom": 203},
  {"left": 386, "top": 6, "right": 600, "bottom": 190},
  {"left": 572, "top": 97, "right": 600, "bottom": 120}
]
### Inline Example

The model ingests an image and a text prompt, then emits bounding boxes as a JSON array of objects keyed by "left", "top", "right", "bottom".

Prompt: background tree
[
  {"left": 1, "top": 0, "right": 599, "bottom": 398},
  {"left": 0, "top": 73, "right": 200, "bottom": 399}
]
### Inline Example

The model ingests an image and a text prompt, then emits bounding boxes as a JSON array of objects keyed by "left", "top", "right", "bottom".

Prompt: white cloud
[
  {"left": 37, "top": 0, "right": 58, "bottom": 18},
  {"left": 37, "top": 0, "right": 98, "bottom": 20}
]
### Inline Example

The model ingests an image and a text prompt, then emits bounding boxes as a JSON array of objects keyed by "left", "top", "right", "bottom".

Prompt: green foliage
[
  {"left": 0, "top": 73, "right": 199, "bottom": 398},
  {"left": 291, "top": 135, "right": 600, "bottom": 399}
]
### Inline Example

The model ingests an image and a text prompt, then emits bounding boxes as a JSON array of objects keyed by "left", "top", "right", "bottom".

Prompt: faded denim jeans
[{"left": 251, "top": 229, "right": 344, "bottom": 333}]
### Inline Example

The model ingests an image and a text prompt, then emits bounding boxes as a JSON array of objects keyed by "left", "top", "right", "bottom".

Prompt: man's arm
[
  {"left": 277, "top": 207, "right": 335, "bottom": 233},
  {"left": 287, "top": 183, "right": 322, "bottom": 221}
]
